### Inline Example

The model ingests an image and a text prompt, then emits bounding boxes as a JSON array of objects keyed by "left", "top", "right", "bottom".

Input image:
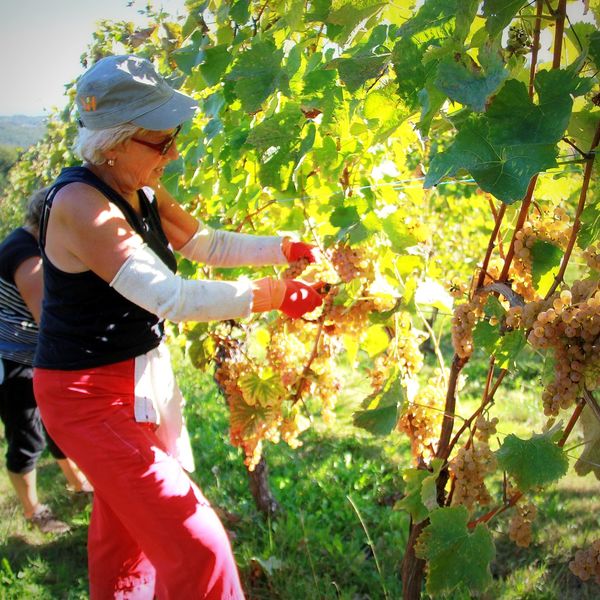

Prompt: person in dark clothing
[{"left": 0, "top": 187, "right": 91, "bottom": 534}]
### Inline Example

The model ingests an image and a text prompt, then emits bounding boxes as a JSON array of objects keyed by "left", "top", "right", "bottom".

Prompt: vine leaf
[
  {"left": 354, "top": 370, "right": 405, "bottom": 435},
  {"left": 575, "top": 405, "right": 600, "bottom": 480},
  {"left": 325, "top": 0, "right": 387, "bottom": 45},
  {"left": 425, "top": 115, "right": 558, "bottom": 204},
  {"left": 229, "top": 394, "right": 280, "bottom": 442},
  {"left": 230, "top": 0, "right": 250, "bottom": 24},
  {"left": 363, "top": 324, "right": 390, "bottom": 357},
  {"left": 589, "top": 30, "right": 600, "bottom": 70},
  {"left": 245, "top": 106, "right": 301, "bottom": 188},
  {"left": 496, "top": 430, "right": 569, "bottom": 491},
  {"left": 238, "top": 371, "right": 285, "bottom": 407},
  {"left": 434, "top": 49, "right": 507, "bottom": 112},
  {"left": 199, "top": 44, "right": 232, "bottom": 86},
  {"left": 494, "top": 330, "right": 526, "bottom": 369},
  {"left": 227, "top": 41, "right": 289, "bottom": 113},
  {"left": 578, "top": 201, "right": 600, "bottom": 248},
  {"left": 172, "top": 32, "right": 205, "bottom": 75},
  {"left": 415, "top": 506, "right": 495, "bottom": 595},
  {"left": 425, "top": 67, "right": 592, "bottom": 203},
  {"left": 328, "top": 53, "right": 390, "bottom": 93},
  {"left": 397, "top": 0, "right": 458, "bottom": 39},
  {"left": 472, "top": 323, "right": 525, "bottom": 368},
  {"left": 381, "top": 210, "right": 420, "bottom": 253},
  {"left": 396, "top": 459, "right": 444, "bottom": 523},
  {"left": 489, "top": 71, "right": 594, "bottom": 147},
  {"left": 531, "top": 240, "right": 563, "bottom": 296},
  {"left": 330, "top": 205, "right": 361, "bottom": 228},
  {"left": 391, "top": 36, "right": 430, "bottom": 113},
  {"left": 483, "top": 0, "right": 529, "bottom": 38}
]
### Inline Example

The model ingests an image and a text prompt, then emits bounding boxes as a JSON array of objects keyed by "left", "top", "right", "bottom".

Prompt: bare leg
[
  {"left": 56, "top": 458, "right": 92, "bottom": 492},
  {"left": 7, "top": 468, "right": 38, "bottom": 518}
]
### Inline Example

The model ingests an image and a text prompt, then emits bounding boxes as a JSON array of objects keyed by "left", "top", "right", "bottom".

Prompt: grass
[{"left": 0, "top": 344, "right": 598, "bottom": 599}]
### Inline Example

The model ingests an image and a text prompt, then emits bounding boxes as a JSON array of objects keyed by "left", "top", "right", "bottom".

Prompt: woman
[
  {"left": 0, "top": 188, "right": 91, "bottom": 535},
  {"left": 33, "top": 54, "right": 322, "bottom": 598}
]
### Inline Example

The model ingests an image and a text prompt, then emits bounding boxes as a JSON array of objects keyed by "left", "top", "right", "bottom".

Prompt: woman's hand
[
  {"left": 252, "top": 278, "right": 324, "bottom": 318},
  {"left": 281, "top": 239, "right": 319, "bottom": 264}
]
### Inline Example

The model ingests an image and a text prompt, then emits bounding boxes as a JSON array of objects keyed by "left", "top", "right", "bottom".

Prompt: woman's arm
[
  {"left": 154, "top": 184, "right": 287, "bottom": 267},
  {"left": 14, "top": 256, "right": 43, "bottom": 323}
]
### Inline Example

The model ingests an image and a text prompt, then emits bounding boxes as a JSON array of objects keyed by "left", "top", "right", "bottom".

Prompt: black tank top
[{"left": 34, "top": 166, "right": 177, "bottom": 370}]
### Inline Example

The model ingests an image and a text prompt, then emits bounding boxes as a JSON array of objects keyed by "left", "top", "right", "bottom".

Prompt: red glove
[
  {"left": 281, "top": 238, "right": 319, "bottom": 264},
  {"left": 280, "top": 280, "right": 324, "bottom": 317},
  {"left": 252, "top": 278, "right": 324, "bottom": 318}
]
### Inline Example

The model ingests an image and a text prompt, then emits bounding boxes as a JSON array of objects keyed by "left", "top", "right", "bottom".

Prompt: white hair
[{"left": 73, "top": 122, "right": 141, "bottom": 165}]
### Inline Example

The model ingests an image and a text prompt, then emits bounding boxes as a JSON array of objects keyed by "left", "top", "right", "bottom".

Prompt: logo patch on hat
[{"left": 82, "top": 96, "right": 97, "bottom": 111}]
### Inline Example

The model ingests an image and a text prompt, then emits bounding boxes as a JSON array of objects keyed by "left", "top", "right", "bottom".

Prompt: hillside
[{"left": 0, "top": 115, "right": 46, "bottom": 148}]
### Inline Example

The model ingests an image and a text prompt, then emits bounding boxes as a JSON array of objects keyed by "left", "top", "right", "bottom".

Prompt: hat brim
[{"left": 130, "top": 89, "right": 198, "bottom": 131}]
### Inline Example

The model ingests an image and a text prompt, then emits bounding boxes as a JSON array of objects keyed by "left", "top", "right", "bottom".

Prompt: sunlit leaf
[
  {"left": 396, "top": 459, "right": 443, "bottom": 523},
  {"left": 415, "top": 506, "right": 495, "bottom": 594},
  {"left": 363, "top": 324, "right": 390, "bottom": 357},
  {"left": 496, "top": 430, "right": 569, "bottom": 490},
  {"left": 199, "top": 44, "right": 232, "bottom": 86},
  {"left": 227, "top": 41, "right": 288, "bottom": 113},
  {"left": 238, "top": 371, "right": 285, "bottom": 407},
  {"left": 483, "top": 0, "right": 528, "bottom": 38},
  {"left": 425, "top": 115, "right": 558, "bottom": 204},
  {"left": 531, "top": 240, "right": 562, "bottom": 296},
  {"left": 354, "top": 370, "right": 404, "bottom": 435}
]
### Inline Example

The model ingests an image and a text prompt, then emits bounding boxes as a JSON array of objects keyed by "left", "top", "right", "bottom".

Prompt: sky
[
  {"left": 0, "top": 1, "right": 596, "bottom": 117},
  {"left": 0, "top": 0, "right": 187, "bottom": 116}
]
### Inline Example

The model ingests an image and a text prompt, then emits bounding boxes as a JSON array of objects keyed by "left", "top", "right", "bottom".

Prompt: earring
[{"left": 107, "top": 158, "right": 115, "bottom": 167}]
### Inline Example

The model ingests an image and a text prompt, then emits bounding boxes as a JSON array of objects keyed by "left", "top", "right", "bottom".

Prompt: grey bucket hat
[{"left": 76, "top": 55, "right": 197, "bottom": 130}]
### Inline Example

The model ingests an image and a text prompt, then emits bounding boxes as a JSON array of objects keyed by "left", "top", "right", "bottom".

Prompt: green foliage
[
  {"left": 415, "top": 506, "right": 496, "bottom": 595},
  {"left": 227, "top": 40, "right": 288, "bottom": 113},
  {"left": 483, "top": 0, "right": 529, "bottom": 38},
  {"left": 433, "top": 47, "right": 507, "bottom": 112},
  {"left": 425, "top": 64, "right": 593, "bottom": 204},
  {"left": 473, "top": 322, "right": 526, "bottom": 369},
  {"left": 395, "top": 458, "right": 443, "bottom": 523},
  {"left": 496, "top": 429, "right": 569, "bottom": 491},
  {"left": 425, "top": 114, "right": 558, "bottom": 204},
  {"left": 238, "top": 371, "right": 285, "bottom": 407},
  {"left": 531, "top": 240, "right": 563, "bottom": 296},
  {"left": 353, "top": 370, "right": 405, "bottom": 435}
]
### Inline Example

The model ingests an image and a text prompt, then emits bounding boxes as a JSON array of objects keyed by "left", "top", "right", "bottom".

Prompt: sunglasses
[{"left": 131, "top": 125, "right": 181, "bottom": 156}]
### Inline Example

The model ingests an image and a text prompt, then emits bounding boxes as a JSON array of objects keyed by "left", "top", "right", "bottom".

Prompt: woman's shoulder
[{"left": 52, "top": 181, "right": 116, "bottom": 222}]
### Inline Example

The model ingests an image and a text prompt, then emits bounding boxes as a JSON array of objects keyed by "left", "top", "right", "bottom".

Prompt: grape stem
[
  {"left": 475, "top": 202, "right": 506, "bottom": 290},
  {"left": 234, "top": 200, "right": 277, "bottom": 232},
  {"left": 291, "top": 320, "right": 324, "bottom": 406},
  {"left": 528, "top": 0, "right": 545, "bottom": 98},
  {"left": 551, "top": 0, "right": 567, "bottom": 69},
  {"left": 545, "top": 120, "right": 600, "bottom": 298}
]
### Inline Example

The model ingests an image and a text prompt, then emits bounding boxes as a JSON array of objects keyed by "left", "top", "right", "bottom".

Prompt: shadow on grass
[
  {"left": 0, "top": 525, "right": 88, "bottom": 597},
  {"left": 489, "top": 478, "right": 599, "bottom": 600}
]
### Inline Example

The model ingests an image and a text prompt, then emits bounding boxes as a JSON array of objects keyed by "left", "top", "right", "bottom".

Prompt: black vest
[{"left": 34, "top": 166, "right": 177, "bottom": 370}]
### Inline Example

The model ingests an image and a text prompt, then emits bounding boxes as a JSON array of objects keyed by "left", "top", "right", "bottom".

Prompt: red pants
[{"left": 34, "top": 359, "right": 245, "bottom": 600}]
